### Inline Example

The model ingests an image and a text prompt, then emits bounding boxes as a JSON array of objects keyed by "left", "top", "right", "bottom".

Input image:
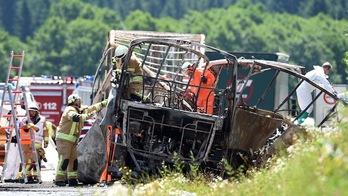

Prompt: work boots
[
  {"left": 38, "top": 148, "right": 47, "bottom": 162},
  {"left": 55, "top": 180, "right": 66, "bottom": 186},
  {"left": 32, "top": 175, "right": 38, "bottom": 183},
  {"left": 26, "top": 175, "right": 34, "bottom": 184},
  {"left": 68, "top": 178, "right": 79, "bottom": 187}
]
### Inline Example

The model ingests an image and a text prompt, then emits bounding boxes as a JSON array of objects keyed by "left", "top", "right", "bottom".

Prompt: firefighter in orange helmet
[
  {"left": 55, "top": 94, "right": 108, "bottom": 187},
  {"left": 181, "top": 62, "right": 216, "bottom": 114}
]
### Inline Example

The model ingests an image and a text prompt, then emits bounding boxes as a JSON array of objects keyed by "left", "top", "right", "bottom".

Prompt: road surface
[{"left": 0, "top": 138, "right": 112, "bottom": 195}]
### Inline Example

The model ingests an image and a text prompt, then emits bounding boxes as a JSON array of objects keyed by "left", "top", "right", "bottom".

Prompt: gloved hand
[
  {"left": 113, "top": 69, "right": 121, "bottom": 75},
  {"left": 87, "top": 112, "right": 95, "bottom": 119},
  {"left": 44, "top": 141, "right": 48, "bottom": 148},
  {"left": 38, "top": 148, "right": 47, "bottom": 162},
  {"left": 252, "top": 65, "right": 262, "bottom": 73},
  {"left": 201, "top": 76, "right": 207, "bottom": 84},
  {"left": 101, "top": 100, "right": 108, "bottom": 107},
  {"left": 80, "top": 106, "right": 88, "bottom": 114},
  {"left": 27, "top": 123, "right": 39, "bottom": 131},
  {"left": 32, "top": 124, "right": 40, "bottom": 131},
  {"left": 112, "top": 57, "right": 118, "bottom": 66}
]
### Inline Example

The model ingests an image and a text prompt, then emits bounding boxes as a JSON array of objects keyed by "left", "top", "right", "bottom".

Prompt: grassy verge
[{"left": 106, "top": 106, "right": 348, "bottom": 196}]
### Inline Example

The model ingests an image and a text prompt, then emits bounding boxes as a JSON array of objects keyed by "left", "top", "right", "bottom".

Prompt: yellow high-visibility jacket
[{"left": 56, "top": 102, "right": 104, "bottom": 143}]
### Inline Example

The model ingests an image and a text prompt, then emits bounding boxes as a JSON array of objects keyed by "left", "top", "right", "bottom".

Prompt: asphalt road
[
  {"left": 0, "top": 181, "right": 110, "bottom": 196},
  {"left": 0, "top": 138, "right": 112, "bottom": 195},
  {"left": 0, "top": 167, "right": 112, "bottom": 195}
]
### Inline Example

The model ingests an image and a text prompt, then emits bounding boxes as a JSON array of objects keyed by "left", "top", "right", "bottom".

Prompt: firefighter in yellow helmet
[
  {"left": 55, "top": 94, "right": 108, "bottom": 187},
  {"left": 113, "top": 45, "right": 145, "bottom": 101}
]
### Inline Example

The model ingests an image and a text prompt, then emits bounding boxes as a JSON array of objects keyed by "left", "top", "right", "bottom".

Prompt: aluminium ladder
[
  {"left": 0, "top": 51, "right": 26, "bottom": 182},
  {"left": 0, "top": 51, "right": 42, "bottom": 183}
]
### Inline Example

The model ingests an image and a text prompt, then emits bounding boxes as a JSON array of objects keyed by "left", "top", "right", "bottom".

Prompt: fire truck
[
  {"left": 19, "top": 76, "right": 76, "bottom": 126},
  {"left": 18, "top": 76, "right": 94, "bottom": 126}
]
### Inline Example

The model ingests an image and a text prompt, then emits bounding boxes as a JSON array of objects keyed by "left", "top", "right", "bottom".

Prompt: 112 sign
[{"left": 41, "top": 102, "right": 57, "bottom": 110}]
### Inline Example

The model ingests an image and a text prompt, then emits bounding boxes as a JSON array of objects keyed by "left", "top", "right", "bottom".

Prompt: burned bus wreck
[
  {"left": 77, "top": 32, "right": 343, "bottom": 183},
  {"left": 101, "top": 38, "right": 295, "bottom": 177}
]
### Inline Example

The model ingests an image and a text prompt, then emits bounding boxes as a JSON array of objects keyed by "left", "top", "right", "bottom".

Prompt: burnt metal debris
[{"left": 77, "top": 31, "right": 343, "bottom": 184}]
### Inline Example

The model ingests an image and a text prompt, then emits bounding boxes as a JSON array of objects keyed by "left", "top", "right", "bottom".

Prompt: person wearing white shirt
[
  {"left": 3, "top": 111, "right": 21, "bottom": 182},
  {"left": 296, "top": 62, "right": 337, "bottom": 125}
]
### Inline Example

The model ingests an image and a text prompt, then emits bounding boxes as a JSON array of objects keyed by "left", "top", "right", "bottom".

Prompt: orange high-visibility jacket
[
  {"left": 20, "top": 128, "right": 33, "bottom": 145},
  {"left": 188, "top": 69, "right": 216, "bottom": 114}
]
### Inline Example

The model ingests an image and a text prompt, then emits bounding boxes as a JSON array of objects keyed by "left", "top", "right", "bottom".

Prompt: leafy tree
[
  {"left": 0, "top": 0, "right": 58, "bottom": 41},
  {"left": 0, "top": 30, "right": 27, "bottom": 81},
  {"left": 49, "top": 0, "right": 85, "bottom": 22},
  {"left": 2, "top": 0, "right": 348, "bottom": 85},
  {"left": 2, "top": 0, "right": 348, "bottom": 45},
  {"left": 26, "top": 0, "right": 123, "bottom": 77},
  {"left": 26, "top": 17, "right": 68, "bottom": 76},
  {"left": 59, "top": 19, "right": 110, "bottom": 76},
  {"left": 125, "top": 10, "right": 157, "bottom": 31},
  {"left": 119, "top": 1, "right": 348, "bottom": 85},
  {"left": 344, "top": 51, "right": 348, "bottom": 68},
  {"left": 0, "top": 0, "right": 16, "bottom": 34}
]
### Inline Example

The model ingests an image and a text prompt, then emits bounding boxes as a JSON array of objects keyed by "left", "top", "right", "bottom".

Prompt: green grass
[{"left": 105, "top": 106, "right": 348, "bottom": 196}]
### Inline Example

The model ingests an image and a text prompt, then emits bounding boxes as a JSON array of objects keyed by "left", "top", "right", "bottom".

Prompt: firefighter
[
  {"left": 55, "top": 94, "right": 108, "bottom": 187},
  {"left": 181, "top": 62, "right": 216, "bottom": 114},
  {"left": 30, "top": 104, "right": 49, "bottom": 166},
  {"left": 113, "top": 45, "right": 145, "bottom": 102},
  {"left": 19, "top": 114, "right": 40, "bottom": 183},
  {"left": 20, "top": 103, "right": 47, "bottom": 182}
]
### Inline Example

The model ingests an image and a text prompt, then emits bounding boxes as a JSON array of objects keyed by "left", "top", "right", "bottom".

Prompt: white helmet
[
  {"left": 28, "top": 102, "right": 39, "bottom": 112},
  {"left": 114, "top": 45, "right": 129, "bottom": 59},
  {"left": 181, "top": 62, "right": 193, "bottom": 71},
  {"left": 322, "top": 61, "right": 332, "bottom": 69},
  {"left": 68, "top": 94, "right": 82, "bottom": 105}
]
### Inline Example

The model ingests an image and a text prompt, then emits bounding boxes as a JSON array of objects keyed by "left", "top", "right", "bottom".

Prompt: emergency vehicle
[
  {"left": 18, "top": 76, "right": 76, "bottom": 126},
  {"left": 19, "top": 76, "right": 95, "bottom": 134}
]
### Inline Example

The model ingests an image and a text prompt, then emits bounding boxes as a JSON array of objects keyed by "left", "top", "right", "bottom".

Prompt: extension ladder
[{"left": 0, "top": 51, "right": 42, "bottom": 183}]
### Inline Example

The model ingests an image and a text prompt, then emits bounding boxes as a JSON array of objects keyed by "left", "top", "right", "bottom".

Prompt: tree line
[
  {"left": 2, "top": 0, "right": 346, "bottom": 41},
  {"left": 0, "top": 0, "right": 347, "bottom": 84}
]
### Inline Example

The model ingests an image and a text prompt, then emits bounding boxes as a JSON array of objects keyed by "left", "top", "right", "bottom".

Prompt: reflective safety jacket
[
  {"left": 188, "top": 69, "right": 216, "bottom": 114},
  {"left": 56, "top": 102, "right": 104, "bottom": 143},
  {"left": 20, "top": 128, "right": 33, "bottom": 145},
  {"left": 46, "top": 121, "right": 56, "bottom": 138},
  {"left": 197, "top": 69, "right": 215, "bottom": 114},
  {"left": 188, "top": 70, "right": 202, "bottom": 95},
  {"left": 33, "top": 115, "right": 48, "bottom": 144},
  {"left": 119, "top": 55, "right": 143, "bottom": 84}
]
